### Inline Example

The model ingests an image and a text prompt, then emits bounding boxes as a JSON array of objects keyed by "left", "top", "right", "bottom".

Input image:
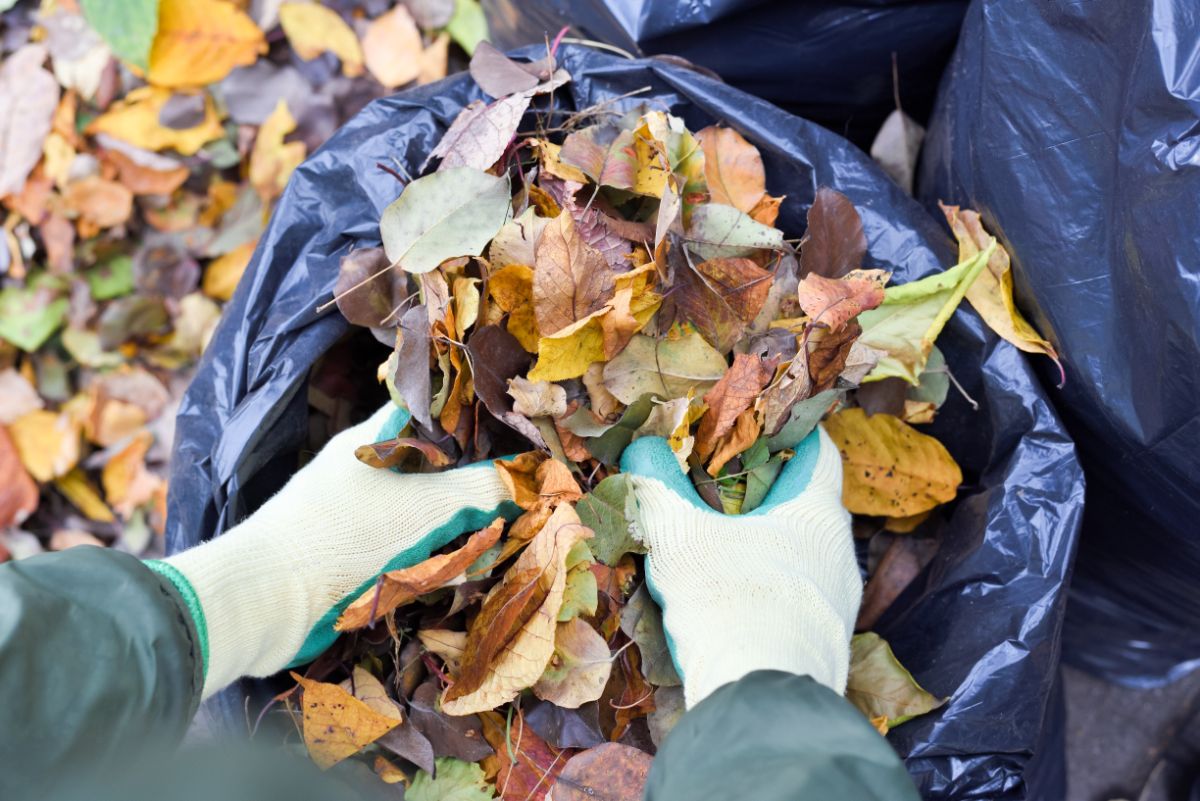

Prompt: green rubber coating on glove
[
  {"left": 144, "top": 559, "right": 210, "bottom": 681},
  {"left": 618, "top": 428, "right": 822, "bottom": 517}
]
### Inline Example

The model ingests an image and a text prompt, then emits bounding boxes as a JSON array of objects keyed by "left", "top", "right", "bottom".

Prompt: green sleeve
[
  {"left": 0, "top": 546, "right": 203, "bottom": 799},
  {"left": 645, "top": 671, "right": 921, "bottom": 801}
]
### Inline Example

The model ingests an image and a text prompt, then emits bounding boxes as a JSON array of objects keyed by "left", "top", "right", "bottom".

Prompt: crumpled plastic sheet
[
  {"left": 167, "top": 45, "right": 1085, "bottom": 800},
  {"left": 481, "top": 0, "right": 969, "bottom": 149},
  {"left": 919, "top": 0, "right": 1200, "bottom": 688}
]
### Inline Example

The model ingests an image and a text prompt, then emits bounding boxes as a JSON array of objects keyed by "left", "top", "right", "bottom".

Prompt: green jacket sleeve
[
  {"left": 645, "top": 671, "right": 921, "bottom": 801},
  {"left": 0, "top": 546, "right": 203, "bottom": 800}
]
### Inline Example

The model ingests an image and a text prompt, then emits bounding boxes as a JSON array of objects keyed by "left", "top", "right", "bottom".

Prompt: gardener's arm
[
  {"left": 621, "top": 430, "right": 921, "bottom": 801},
  {"left": 0, "top": 403, "right": 517, "bottom": 799}
]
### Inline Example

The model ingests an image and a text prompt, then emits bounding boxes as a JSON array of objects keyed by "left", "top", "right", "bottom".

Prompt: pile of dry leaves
[
  {"left": 277, "top": 44, "right": 1063, "bottom": 799},
  {"left": 0, "top": 0, "right": 484, "bottom": 560}
]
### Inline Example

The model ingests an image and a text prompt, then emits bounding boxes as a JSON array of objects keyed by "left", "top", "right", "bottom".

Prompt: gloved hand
[
  {"left": 147, "top": 404, "right": 519, "bottom": 698},
  {"left": 619, "top": 425, "right": 862, "bottom": 708}
]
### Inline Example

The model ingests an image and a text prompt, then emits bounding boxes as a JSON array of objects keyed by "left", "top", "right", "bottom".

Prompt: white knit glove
[
  {"left": 146, "top": 404, "right": 517, "bottom": 699},
  {"left": 619, "top": 426, "right": 862, "bottom": 708}
]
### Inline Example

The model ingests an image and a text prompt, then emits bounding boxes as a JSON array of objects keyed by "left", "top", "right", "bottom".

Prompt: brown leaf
[
  {"left": 479, "top": 708, "right": 573, "bottom": 801},
  {"left": 0, "top": 426, "right": 38, "bottom": 528},
  {"left": 427, "top": 93, "right": 534, "bottom": 172},
  {"left": 536, "top": 458, "right": 584, "bottom": 507},
  {"left": 442, "top": 503, "right": 592, "bottom": 715},
  {"left": 338, "top": 520, "right": 504, "bottom": 631},
  {"left": 354, "top": 437, "right": 453, "bottom": 470},
  {"left": 559, "top": 125, "right": 636, "bottom": 192},
  {"left": 856, "top": 535, "right": 939, "bottom": 630},
  {"left": 467, "top": 324, "right": 546, "bottom": 448},
  {"left": 706, "top": 407, "right": 761, "bottom": 477},
  {"left": 292, "top": 672, "right": 401, "bottom": 769},
  {"left": 334, "top": 246, "right": 408, "bottom": 329},
  {"left": 807, "top": 319, "right": 862, "bottom": 393},
  {"left": 493, "top": 451, "right": 548, "bottom": 510},
  {"left": 799, "top": 187, "right": 866, "bottom": 279},
  {"left": 63, "top": 176, "right": 134, "bottom": 231},
  {"left": 548, "top": 743, "right": 653, "bottom": 801},
  {"left": 407, "top": 680, "right": 494, "bottom": 762},
  {"left": 796, "top": 270, "right": 887, "bottom": 331},
  {"left": 533, "top": 213, "right": 615, "bottom": 336},
  {"left": 694, "top": 353, "right": 775, "bottom": 461},
  {"left": 666, "top": 254, "right": 773, "bottom": 352},
  {"left": 759, "top": 350, "right": 812, "bottom": 437},
  {"left": 696, "top": 126, "right": 766, "bottom": 214}
]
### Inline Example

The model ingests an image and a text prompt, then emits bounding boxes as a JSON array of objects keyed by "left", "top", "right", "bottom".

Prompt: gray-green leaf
[
  {"left": 380, "top": 167, "right": 511, "bottom": 274},
  {"left": 845, "top": 632, "right": 945, "bottom": 729},
  {"left": 576, "top": 473, "right": 646, "bottom": 565},
  {"left": 80, "top": 0, "right": 158, "bottom": 71},
  {"left": 601, "top": 331, "right": 728, "bottom": 404},
  {"left": 685, "top": 203, "right": 784, "bottom": 261}
]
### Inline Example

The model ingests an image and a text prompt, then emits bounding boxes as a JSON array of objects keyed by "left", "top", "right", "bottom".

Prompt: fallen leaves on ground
[{"left": 0, "top": 0, "right": 481, "bottom": 565}]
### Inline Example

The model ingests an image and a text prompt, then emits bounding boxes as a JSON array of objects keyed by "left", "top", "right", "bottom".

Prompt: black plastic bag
[
  {"left": 167, "top": 45, "right": 1085, "bottom": 800},
  {"left": 482, "top": 0, "right": 969, "bottom": 149},
  {"left": 919, "top": 0, "right": 1200, "bottom": 688}
]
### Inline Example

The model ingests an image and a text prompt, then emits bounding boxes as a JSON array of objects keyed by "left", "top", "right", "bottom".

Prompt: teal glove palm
[
  {"left": 149, "top": 404, "right": 519, "bottom": 698},
  {"left": 620, "top": 426, "right": 862, "bottom": 708}
]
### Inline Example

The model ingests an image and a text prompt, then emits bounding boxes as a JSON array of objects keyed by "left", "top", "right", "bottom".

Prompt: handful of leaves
[{"left": 284, "top": 45, "right": 1060, "bottom": 797}]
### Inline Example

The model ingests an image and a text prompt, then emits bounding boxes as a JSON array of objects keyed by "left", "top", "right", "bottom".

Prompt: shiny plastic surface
[
  {"left": 920, "top": 0, "right": 1200, "bottom": 687},
  {"left": 167, "top": 46, "right": 1085, "bottom": 799}
]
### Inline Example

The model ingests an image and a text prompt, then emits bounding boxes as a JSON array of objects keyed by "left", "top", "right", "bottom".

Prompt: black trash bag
[
  {"left": 481, "top": 0, "right": 969, "bottom": 149},
  {"left": 167, "top": 45, "right": 1085, "bottom": 800},
  {"left": 918, "top": 0, "right": 1200, "bottom": 687}
]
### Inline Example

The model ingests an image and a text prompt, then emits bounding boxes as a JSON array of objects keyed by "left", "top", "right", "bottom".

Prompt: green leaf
[
  {"left": 846, "top": 632, "right": 945, "bottom": 729},
  {"left": 409, "top": 757, "right": 495, "bottom": 801},
  {"left": 445, "top": 0, "right": 488, "bottom": 56},
  {"left": 584, "top": 396, "right": 654, "bottom": 467},
  {"left": 857, "top": 241, "right": 995, "bottom": 384},
  {"left": 766, "top": 389, "right": 841, "bottom": 452},
  {"left": 684, "top": 203, "right": 784, "bottom": 261},
  {"left": 742, "top": 452, "right": 784, "bottom": 513},
  {"left": 84, "top": 255, "right": 135, "bottom": 301},
  {"left": 558, "top": 563, "right": 598, "bottom": 622},
  {"left": 619, "top": 584, "right": 682, "bottom": 687},
  {"left": 601, "top": 331, "right": 728, "bottom": 404},
  {"left": 0, "top": 284, "right": 68, "bottom": 352},
  {"left": 380, "top": 167, "right": 511, "bottom": 274},
  {"left": 577, "top": 473, "right": 646, "bottom": 565},
  {"left": 80, "top": 0, "right": 159, "bottom": 71},
  {"left": 909, "top": 346, "right": 949, "bottom": 407}
]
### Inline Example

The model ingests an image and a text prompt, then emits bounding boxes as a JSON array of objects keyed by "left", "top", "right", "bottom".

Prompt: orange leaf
[
  {"left": 337, "top": 519, "right": 504, "bottom": 631},
  {"left": 0, "top": 426, "right": 38, "bottom": 528},
  {"left": 694, "top": 353, "right": 774, "bottom": 461},
  {"left": 148, "top": 0, "right": 266, "bottom": 88}
]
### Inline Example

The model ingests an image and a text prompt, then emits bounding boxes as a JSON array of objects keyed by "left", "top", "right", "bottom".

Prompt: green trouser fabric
[
  {"left": 0, "top": 546, "right": 203, "bottom": 800},
  {"left": 0, "top": 549, "right": 919, "bottom": 801},
  {"left": 646, "top": 670, "right": 922, "bottom": 801}
]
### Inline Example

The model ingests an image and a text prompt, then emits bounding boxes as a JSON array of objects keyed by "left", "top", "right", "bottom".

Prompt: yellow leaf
[
  {"left": 633, "top": 112, "right": 672, "bottom": 198},
  {"left": 9, "top": 409, "right": 80, "bottom": 482},
  {"left": 532, "top": 138, "right": 589, "bottom": 184},
  {"left": 823, "top": 408, "right": 962, "bottom": 517},
  {"left": 87, "top": 87, "right": 224, "bottom": 155},
  {"left": 440, "top": 503, "right": 593, "bottom": 716},
  {"left": 54, "top": 468, "right": 114, "bottom": 523},
  {"left": 41, "top": 132, "right": 75, "bottom": 190},
  {"left": 203, "top": 239, "right": 258, "bottom": 301},
  {"left": 453, "top": 276, "right": 481, "bottom": 339},
  {"left": 527, "top": 264, "right": 661, "bottom": 382},
  {"left": 488, "top": 264, "right": 538, "bottom": 352},
  {"left": 883, "top": 510, "right": 931, "bottom": 534},
  {"left": 362, "top": 4, "right": 422, "bottom": 88},
  {"left": 940, "top": 203, "right": 1061, "bottom": 375},
  {"left": 148, "top": 0, "right": 267, "bottom": 88},
  {"left": 279, "top": 2, "right": 363, "bottom": 77},
  {"left": 102, "top": 430, "right": 161, "bottom": 517},
  {"left": 291, "top": 671, "right": 401, "bottom": 770},
  {"left": 249, "top": 100, "right": 306, "bottom": 203}
]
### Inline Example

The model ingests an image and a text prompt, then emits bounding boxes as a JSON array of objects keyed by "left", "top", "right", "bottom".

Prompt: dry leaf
[
  {"left": 202, "top": 239, "right": 257, "bottom": 301},
  {"left": 706, "top": 406, "right": 761, "bottom": 476},
  {"left": 0, "top": 369, "right": 44, "bottom": 424},
  {"left": 419, "top": 629, "right": 468, "bottom": 670},
  {"left": 88, "top": 87, "right": 224, "bottom": 155},
  {"left": 533, "top": 212, "right": 615, "bottom": 336},
  {"left": 148, "top": 0, "right": 267, "bottom": 88},
  {"left": 249, "top": 100, "right": 305, "bottom": 204},
  {"left": 338, "top": 519, "right": 503, "bottom": 630},
  {"left": 441, "top": 503, "right": 593, "bottom": 715},
  {"left": 940, "top": 202, "right": 1061, "bottom": 375},
  {"left": 292, "top": 672, "right": 401, "bottom": 769},
  {"left": 796, "top": 270, "right": 888, "bottom": 332},
  {"left": 428, "top": 94, "right": 534, "bottom": 172},
  {"left": 278, "top": 2, "right": 363, "bottom": 77},
  {"left": 54, "top": 469, "right": 115, "bottom": 523},
  {"left": 63, "top": 177, "right": 134, "bottom": 230},
  {"left": 417, "top": 32, "right": 450, "bottom": 85},
  {"left": 532, "top": 618, "right": 613, "bottom": 708},
  {"left": 362, "top": 5, "right": 423, "bottom": 88},
  {"left": 8, "top": 410, "right": 80, "bottom": 482},
  {"left": 0, "top": 45, "right": 60, "bottom": 197},
  {"left": 102, "top": 429, "right": 160, "bottom": 517},
  {"left": 696, "top": 126, "right": 767, "bottom": 214},
  {"left": 694, "top": 353, "right": 774, "bottom": 461},
  {"left": 846, "top": 633, "right": 945, "bottom": 729},
  {"left": 547, "top": 743, "right": 652, "bottom": 801},
  {"left": 799, "top": 187, "right": 866, "bottom": 279},
  {"left": 824, "top": 407, "right": 962, "bottom": 516},
  {"left": 508, "top": 377, "right": 567, "bottom": 418},
  {"left": 0, "top": 426, "right": 38, "bottom": 528}
]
